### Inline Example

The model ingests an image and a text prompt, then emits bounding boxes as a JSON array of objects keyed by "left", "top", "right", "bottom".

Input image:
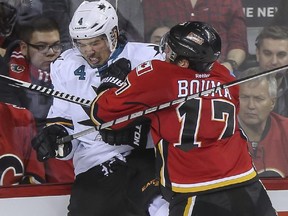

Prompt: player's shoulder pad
[
  {"left": 54, "top": 48, "right": 82, "bottom": 63},
  {"left": 52, "top": 48, "right": 85, "bottom": 71},
  {"left": 126, "top": 42, "right": 163, "bottom": 59}
]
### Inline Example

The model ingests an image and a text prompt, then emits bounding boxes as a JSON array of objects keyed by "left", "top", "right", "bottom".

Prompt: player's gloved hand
[
  {"left": 100, "top": 120, "right": 151, "bottom": 149},
  {"left": 97, "top": 58, "right": 131, "bottom": 94},
  {"left": 31, "top": 124, "right": 72, "bottom": 162}
]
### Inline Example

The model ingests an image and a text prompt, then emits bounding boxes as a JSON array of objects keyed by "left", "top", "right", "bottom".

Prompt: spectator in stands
[
  {"left": 255, "top": 25, "right": 288, "bottom": 117},
  {"left": 0, "top": 1, "right": 41, "bottom": 106},
  {"left": 143, "top": 0, "right": 248, "bottom": 73},
  {"left": 5, "top": 15, "right": 61, "bottom": 130},
  {"left": 1, "top": 15, "right": 74, "bottom": 183},
  {"left": 0, "top": 0, "right": 42, "bottom": 56},
  {"left": 0, "top": 102, "right": 45, "bottom": 186},
  {"left": 149, "top": 23, "right": 172, "bottom": 45},
  {"left": 149, "top": 26, "right": 170, "bottom": 45},
  {"left": 238, "top": 67, "right": 288, "bottom": 178}
]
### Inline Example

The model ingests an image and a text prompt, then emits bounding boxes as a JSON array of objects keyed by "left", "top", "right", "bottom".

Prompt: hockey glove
[
  {"left": 31, "top": 124, "right": 72, "bottom": 162},
  {"left": 97, "top": 58, "right": 131, "bottom": 94},
  {"left": 100, "top": 120, "right": 151, "bottom": 149}
]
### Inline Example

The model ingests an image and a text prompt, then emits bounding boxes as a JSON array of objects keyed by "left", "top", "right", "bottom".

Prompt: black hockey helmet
[
  {"left": 160, "top": 21, "right": 221, "bottom": 72},
  {"left": 0, "top": 2, "right": 17, "bottom": 37}
]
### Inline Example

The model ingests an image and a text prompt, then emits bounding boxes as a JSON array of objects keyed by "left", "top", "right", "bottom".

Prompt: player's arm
[
  {"left": 93, "top": 58, "right": 151, "bottom": 148},
  {"left": 32, "top": 57, "right": 78, "bottom": 162}
]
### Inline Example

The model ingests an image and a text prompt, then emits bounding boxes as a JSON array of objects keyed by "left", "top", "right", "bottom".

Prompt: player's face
[
  {"left": 256, "top": 38, "right": 288, "bottom": 71},
  {"left": 238, "top": 79, "right": 275, "bottom": 128},
  {"left": 21, "top": 30, "right": 62, "bottom": 72},
  {"left": 74, "top": 36, "right": 111, "bottom": 68}
]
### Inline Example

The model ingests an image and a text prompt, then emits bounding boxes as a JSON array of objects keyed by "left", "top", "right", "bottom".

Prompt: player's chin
[{"left": 89, "top": 62, "right": 102, "bottom": 68}]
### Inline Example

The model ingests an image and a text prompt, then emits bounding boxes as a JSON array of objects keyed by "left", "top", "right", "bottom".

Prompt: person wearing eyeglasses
[
  {"left": 6, "top": 15, "right": 62, "bottom": 130},
  {"left": 2, "top": 14, "right": 75, "bottom": 184}
]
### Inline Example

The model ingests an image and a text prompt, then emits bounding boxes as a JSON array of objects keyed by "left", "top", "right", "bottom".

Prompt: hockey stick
[
  {"left": 0, "top": 74, "right": 91, "bottom": 107},
  {"left": 57, "top": 64, "right": 288, "bottom": 144}
]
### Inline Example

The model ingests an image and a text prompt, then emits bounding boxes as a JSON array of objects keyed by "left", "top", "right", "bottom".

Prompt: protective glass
[{"left": 0, "top": 2, "right": 17, "bottom": 37}]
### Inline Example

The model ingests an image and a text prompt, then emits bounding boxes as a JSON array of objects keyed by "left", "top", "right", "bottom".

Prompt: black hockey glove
[
  {"left": 97, "top": 58, "right": 131, "bottom": 94},
  {"left": 100, "top": 120, "right": 151, "bottom": 149},
  {"left": 31, "top": 124, "right": 72, "bottom": 162}
]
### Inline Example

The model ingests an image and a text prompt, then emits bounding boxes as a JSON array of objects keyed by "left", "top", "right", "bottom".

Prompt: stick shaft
[
  {"left": 2, "top": 64, "right": 287, "bottom": 143},
  {"left": 0, "top": 74, "right": 91, "bottom": 107},
  {"left": 64, "top": 64, "right": 288, "bottom": 143}
]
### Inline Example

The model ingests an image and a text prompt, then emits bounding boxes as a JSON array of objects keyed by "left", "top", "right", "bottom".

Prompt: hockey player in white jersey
[{"left": 30, "top": 1, "right": 167, "bottom": 216}]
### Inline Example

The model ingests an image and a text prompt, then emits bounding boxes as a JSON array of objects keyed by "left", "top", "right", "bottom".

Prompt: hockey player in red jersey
[
  {"left": 90, "top": 21, "right": 277, "bottom": 216},
  {"left": 0, "top": 102, "right": 45, "bottom": 186}
]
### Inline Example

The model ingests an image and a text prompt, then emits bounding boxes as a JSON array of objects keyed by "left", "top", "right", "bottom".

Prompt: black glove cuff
[
  {"left": 97, "top": 58, "right": 131, "bottom": 94},
  {"left": 100, "top": 119, "right": 151, "bottom": 149}
]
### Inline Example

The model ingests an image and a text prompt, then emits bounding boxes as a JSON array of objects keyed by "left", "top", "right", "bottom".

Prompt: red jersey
[
  {"left": 247, "top": 112, "right": 288, "bottom": 178},
  {"left": 91, "top": 60, "right": 257, "bottom": 195},
  {"left": 0, "top": 103, "right": 45, "bottom": 186}
]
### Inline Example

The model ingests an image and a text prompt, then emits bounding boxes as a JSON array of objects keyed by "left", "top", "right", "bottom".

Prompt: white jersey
[{"left": 47, "top": 42, "right": 163, "bottom": 176}]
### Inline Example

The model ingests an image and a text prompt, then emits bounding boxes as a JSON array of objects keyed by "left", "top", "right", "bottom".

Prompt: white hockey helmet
[{"left": 69, "top": 0, "right": 118, "bottom": 51}]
